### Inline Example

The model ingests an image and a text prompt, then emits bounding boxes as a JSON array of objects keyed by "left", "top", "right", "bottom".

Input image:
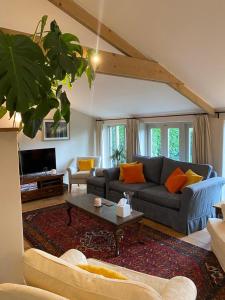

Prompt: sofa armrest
[
  {"left": 60, "top": 249, "right": 87, "bottom": 265},
  {"left": 67, "top": 159, "right": 77, "bottom": 178},
  {"left": 0, "top": 283, "right": 68, "bottom": 300},
  {"left": 161, "top": 276, "right": 197, "bottom": 300},
  {"left": 103, "top": 168, "right": 120, "bottom": 181},
  {"left": 181, "top": 177, "right": 225, "bottom": 219}
]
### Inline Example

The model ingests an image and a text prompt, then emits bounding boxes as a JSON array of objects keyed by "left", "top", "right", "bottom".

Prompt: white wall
[
  {"left": 19, "top": 109, "right": 95, "bottom": 182},
  {"left": 0, "top": 130, "right": 24, "bottom": 283}
]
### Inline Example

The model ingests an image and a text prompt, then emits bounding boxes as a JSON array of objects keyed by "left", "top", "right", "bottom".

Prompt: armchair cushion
[
  {"left": 77, "top": 159, "right": 94, "bottom": 171},
  {"left": 71, "top": 171, "right": 90, "bottom": 179}
]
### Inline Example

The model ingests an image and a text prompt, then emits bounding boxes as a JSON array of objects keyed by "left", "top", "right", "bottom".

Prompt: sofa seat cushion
[
  {"left": 87, "top": 176, "right": 105, "bottom": 188},
  {"left": 109, "top": 180, "right": 156, "bottom": 194},
  {"left": 160, "top": 157, "right": 212, "bottom": 184},
  {"left": 71, "top": 170, "right": 90, "bottom": 179},
  {"left": 138, "top": 186, "right": 182, "bottom": 210}
]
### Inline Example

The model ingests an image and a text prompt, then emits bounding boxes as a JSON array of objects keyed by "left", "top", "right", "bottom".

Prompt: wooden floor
[{"left": 22, "top": 185, "right": 211, "bottom": 251}]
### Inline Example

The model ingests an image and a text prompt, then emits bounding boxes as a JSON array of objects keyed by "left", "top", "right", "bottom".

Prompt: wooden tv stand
[{"left": 20, "top": 173, "right": 64, "bottom": 202}]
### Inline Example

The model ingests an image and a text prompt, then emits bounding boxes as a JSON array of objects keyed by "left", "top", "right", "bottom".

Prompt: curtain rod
[{"left": 96, "top": 112, "right": 207, "bottom": 122}]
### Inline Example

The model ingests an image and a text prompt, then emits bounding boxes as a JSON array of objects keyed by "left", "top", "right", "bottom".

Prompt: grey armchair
[{"left": 67, "top": 156, "right": 101, "bottom": 192}]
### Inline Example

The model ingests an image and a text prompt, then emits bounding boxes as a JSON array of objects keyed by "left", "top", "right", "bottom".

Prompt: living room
[{"left": 1, "top": 0, "right": 225, "bottom": 299}]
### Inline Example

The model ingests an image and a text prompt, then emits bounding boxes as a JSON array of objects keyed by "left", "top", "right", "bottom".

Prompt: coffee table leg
[
  {"left": 67, "top": 204, "right": 72, "bottom": 226},
  {"left": 114, "top": 229, "right": 123, "bottom": 256},
  {"left": 138, "top": 221, "right": 145, "bottom": 244}
]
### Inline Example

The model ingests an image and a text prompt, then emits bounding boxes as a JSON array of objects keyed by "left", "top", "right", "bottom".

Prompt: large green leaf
[
  {"left": 43, "top": 21, "right": 86, "bottom": 83},
  {"left": 0, "top": 33, "right": 51, "bottom": 113}
]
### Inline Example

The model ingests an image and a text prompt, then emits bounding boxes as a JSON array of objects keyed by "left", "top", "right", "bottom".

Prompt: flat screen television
[{"left": 19, "top": 148, "right": 56, "bottom": 175}]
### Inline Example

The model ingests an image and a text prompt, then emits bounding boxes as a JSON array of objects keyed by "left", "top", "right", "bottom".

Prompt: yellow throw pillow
[
  {"left": 119, "top": 162, "right": 137, "bottom": 181},
  {"left": 78, "top": 159, "right": 94, "bottom": 171},
  {"left": 77, "top": 264, "right": 128, "bottom": 280},
  {"left": 182, "top": 169, "right": 203, "bottom": 189}
]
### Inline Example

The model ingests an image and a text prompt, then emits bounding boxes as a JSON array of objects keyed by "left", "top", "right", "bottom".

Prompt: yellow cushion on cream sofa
[
  {"left": 77, "top": 264, "right": 128, "bottom": 280},
  {"left": 24, "top": 248, "right": 162, "bottom": 300}
]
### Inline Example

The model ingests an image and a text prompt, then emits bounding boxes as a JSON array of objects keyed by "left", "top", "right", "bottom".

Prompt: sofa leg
[{"left": 69, "top": 184, "right": 72, "bottom": 193}]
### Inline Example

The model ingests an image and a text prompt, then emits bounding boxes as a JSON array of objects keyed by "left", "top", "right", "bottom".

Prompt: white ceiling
[
  {"left": 1, "top": 0, "right": 220, "bottom": 119},
  {"left": 74, "top": 0, "right": 225, "bottom": 111},
  {"left": 67, "top": 74, "right": 201, "bottom": 118}
]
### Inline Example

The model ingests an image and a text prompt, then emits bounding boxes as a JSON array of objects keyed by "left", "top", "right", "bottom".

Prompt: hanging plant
[{"left": 0, "top": 15, "right": 95, "bottom": 138}]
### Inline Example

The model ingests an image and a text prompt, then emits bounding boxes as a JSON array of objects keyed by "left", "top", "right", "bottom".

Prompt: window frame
[
  {"left": 147, "top": 122, "right": 193, "bottom": 162},
  {"left": 103, "top": 123, "right": 127, "bottom": 167}
]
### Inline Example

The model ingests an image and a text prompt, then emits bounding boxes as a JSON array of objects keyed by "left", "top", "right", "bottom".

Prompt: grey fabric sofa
[
  {"left": 87, "top": 176, "right": 106, "bottom": 198},
  {"left": 103, "top": 156, "right": 225, "bottom": 234}
]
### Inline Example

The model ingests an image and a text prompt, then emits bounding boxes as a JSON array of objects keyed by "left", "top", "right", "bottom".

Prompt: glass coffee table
[{"left": 66, "top": 193, "right": 144, "bottom": 256}]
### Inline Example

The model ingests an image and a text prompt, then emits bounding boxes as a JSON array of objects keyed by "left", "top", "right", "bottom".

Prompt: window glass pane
[
  {"left": 109, "top": 125, "right": 126, "bottom": 166},
  {"left": 168, "top": 128, "right": 180, "bottom": 160},
  {"left": 151, "top": 128, "right": 161, "bottom": 157},
  {"left": 189, "top": 127, "right": 193, "bottom": 162}
]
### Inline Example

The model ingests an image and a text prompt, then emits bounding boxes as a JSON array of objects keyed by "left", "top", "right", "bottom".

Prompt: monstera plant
[{"left": 0, "top": 16, "right": 95, "bottom": 138}]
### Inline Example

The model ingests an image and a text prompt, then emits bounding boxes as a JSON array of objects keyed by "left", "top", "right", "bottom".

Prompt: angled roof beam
[
  {"left": 48, "top": 0, "right": 215, "bottom": 115},
  {"left": 0, "top": 27, "right": 178, "bottom": 84},
  {"left": 48, "top": 0, "right": 149, "bottom": 60},
  {"left": 1, "top": 24, "right": 215, "bottom": 115}
]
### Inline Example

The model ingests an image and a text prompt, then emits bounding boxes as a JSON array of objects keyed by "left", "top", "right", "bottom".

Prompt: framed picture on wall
[{"left": 43, "top": 119, "right": 70, "bottom": 141}]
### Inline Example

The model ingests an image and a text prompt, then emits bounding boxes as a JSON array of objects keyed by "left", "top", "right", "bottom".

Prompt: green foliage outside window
[
  {"left": 110, "top": 125, "right": 126, "bottom": 166},
  {"left": 168, "top": 128, "right": 180, "bottom": 160},
  {"left": 151, "top": 128, "right": 161, "bottom": 157}
]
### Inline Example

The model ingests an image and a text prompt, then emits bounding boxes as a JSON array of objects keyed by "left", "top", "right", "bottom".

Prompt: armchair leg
[{"left": 69, "top": 184, "right": 72, "bottom": 193}]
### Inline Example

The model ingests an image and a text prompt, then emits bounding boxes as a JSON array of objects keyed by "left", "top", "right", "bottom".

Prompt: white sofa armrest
[
  {"left": 0, "top": 283, "right": 68, "bottom": 300},
  {"left": 161, "top": 276, "right": 197, "bottom": 300},
  {"left": 60, "top": 249, "right": 87, "bottom": 265}
]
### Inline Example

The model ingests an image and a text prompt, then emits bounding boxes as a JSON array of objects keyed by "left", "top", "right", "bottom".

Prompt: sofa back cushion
[
  {"left": 133, "top": 156, "right": 164, "bottom": 184},
  {"left": 24, "top": 248, "right": 161, "bottom": 300},
  {"left": 160, "top": 157, "right": 213, "bottom": 184}
]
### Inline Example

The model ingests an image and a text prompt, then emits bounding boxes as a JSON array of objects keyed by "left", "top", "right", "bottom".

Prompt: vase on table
[{"left": 123, "top": 191, "right": 134, "bottom": 212}]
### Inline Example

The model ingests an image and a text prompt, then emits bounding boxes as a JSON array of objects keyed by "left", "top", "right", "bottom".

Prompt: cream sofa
[
  {"left": 23, "top": 248, "right": 197, "bottom": 300},
  {"left": 0, "top": 283, "right": 67, "bottom": 300},
  {"left": 207, "top": 204, "right": 225, "bottom": 272}
]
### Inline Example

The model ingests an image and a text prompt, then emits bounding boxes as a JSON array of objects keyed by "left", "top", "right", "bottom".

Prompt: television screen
[{"left": 19, "top": 148, "right": 56, "bottom": 175}]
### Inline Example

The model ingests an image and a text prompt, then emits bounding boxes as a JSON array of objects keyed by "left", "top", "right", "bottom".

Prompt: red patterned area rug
[{"left": 23, "top": 204, "right": 225, "bottom": 300}]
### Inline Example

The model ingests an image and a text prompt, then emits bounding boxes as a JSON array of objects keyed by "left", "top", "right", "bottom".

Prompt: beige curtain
[
  {"left": 126, "top": 119, "right": 140, "bottom": 162},
  {"left": 193, "top": 115, "right": 212, "bottom": 164},
  {"left": 95, "top": 120, "right": 104, "bottom": 166}
]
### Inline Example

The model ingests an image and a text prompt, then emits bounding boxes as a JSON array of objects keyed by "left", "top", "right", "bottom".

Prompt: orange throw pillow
[
  {"left": 165, "top": 168, "right": 187, "bottom": 193},
  {"left": 123, "top": 163, "right": 146, "bottom": 184},
  {"left": 119, "top": 162, "right": 137, "bottom": 181}
]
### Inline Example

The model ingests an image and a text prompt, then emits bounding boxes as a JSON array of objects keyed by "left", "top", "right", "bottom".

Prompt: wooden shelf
[{"left": 20, "top": 173, "right": 64, "bottom": 202}]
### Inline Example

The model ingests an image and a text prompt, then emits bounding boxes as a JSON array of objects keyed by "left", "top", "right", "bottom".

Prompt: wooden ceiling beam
[
  {"left": 0, "top": 27, "right": 179, "bottom": 84},
  {"left": 48, "top": 0, "right": 149, "bottom": 60},
  {"left": 48, "top": 0, "right": 215, "bottom": 115},
  {"left": 95, "top": 50, "right": 180, "bottom": 84},
  {"left": 1, "top": 25, "right": 215, "bottom": 114}
]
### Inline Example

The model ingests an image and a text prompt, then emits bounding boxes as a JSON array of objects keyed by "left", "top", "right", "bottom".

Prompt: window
[
  {"left": 147, "top": 123, "right": 193, "bottom": 162},
  {"left": 103, "top": 124, "right": 126, "bottom": 167}
]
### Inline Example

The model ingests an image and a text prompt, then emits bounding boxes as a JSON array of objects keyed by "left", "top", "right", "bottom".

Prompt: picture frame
[{"left": 42, "top": 119, "right": 70, "bottom": 141}]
